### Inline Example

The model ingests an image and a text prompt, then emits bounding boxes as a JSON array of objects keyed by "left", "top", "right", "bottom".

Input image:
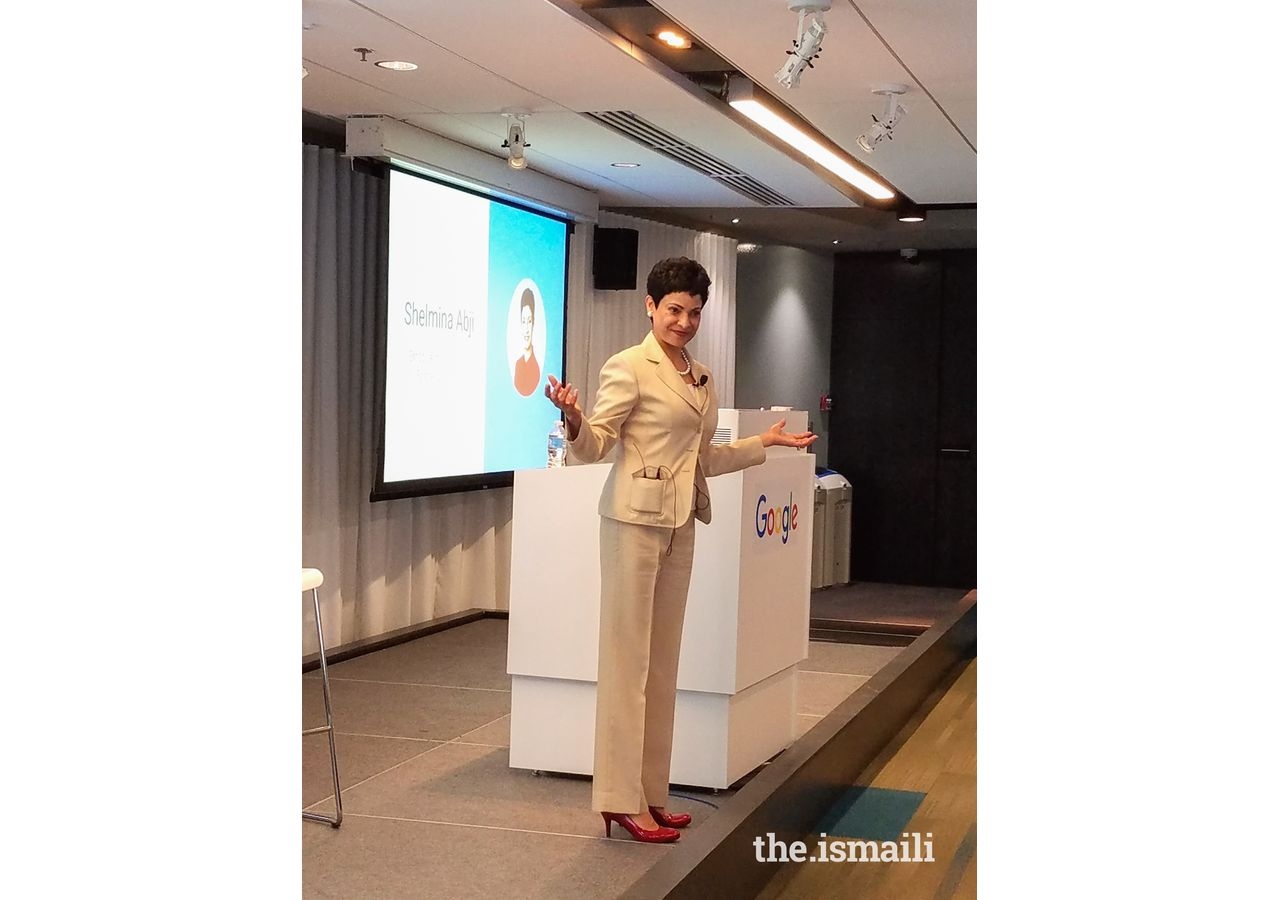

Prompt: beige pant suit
[{"left": 568, "top": 332, "right": 765, "bottom": 813}]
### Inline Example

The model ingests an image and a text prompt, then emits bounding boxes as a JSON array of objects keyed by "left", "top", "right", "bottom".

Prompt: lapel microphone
[{"left": 696, "top": 374, "right": 708, "bottom": 387}]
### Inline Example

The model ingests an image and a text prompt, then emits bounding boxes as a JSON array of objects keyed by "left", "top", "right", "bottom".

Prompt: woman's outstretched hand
[
  {"left": 761, "top": 418, "right": 818, "bottom": 449},
  {"left": 545, "top": 375, "right": 584, "bottom": 439}
]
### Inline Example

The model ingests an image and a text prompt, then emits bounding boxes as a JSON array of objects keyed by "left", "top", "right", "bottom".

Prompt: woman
[
  {"left": 544, "top": 256, "right": 816, "bottom": 843},
  {"left": 513, "top": 288, "right": 540, "bottom": 397}
]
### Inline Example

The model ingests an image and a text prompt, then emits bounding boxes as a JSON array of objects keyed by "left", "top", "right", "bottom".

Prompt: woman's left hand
[{"left": 761, "top": 419, "right": 818, "bottom": 449}]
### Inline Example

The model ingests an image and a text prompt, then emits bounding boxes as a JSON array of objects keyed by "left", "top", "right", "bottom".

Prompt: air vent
[
  {"left": 717, "top": 175, "right": 793, "bottom": 207},
  {"left": 711, "top": 427, "right": 733, "bottom": 445},
  {"left": 585, "top": 111, "right": 795, "bottom": 207}
]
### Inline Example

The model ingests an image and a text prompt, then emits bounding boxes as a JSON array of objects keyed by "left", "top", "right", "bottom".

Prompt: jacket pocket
[{"left": 628, "top": 471, "right": 668, "bottom": 514}]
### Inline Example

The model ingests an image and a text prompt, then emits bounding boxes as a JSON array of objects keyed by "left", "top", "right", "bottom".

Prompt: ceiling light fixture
[
  {"left": 898, "top": 204, "right": 926, "bottom": 223},
  {"left": 655, "top": 30, "right": 692, "bottom": 49},
  {"left": 857, "top": 84, "right": 909, "bottom": 153},
  {"left": 776, "top": 0, "right": 832, "bottom": 89},
  {"left": 727, "top": 78, "right": 894, "bottom": 201},
  {"left": 731, "top": 218, "right": 741, "bottom": 224},
  {"left": 831, "top": 239, "right": 840, "bottom": 244},
  {"left": 501, "top": 112, "right": 530, "bottom": 171},
  {"left": 375, "top": 60, "right": 418, "bottom": 71},
  {"left": 610, "top": 162, "right": 641, "bottom": 168},
  {"left": 302, "top": 66, "right": 309, "bottom": 79}
]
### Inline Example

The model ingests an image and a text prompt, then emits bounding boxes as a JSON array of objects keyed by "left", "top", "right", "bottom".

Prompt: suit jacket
[{"left": 568, "top": 331, "right": 766, "bottom": 527}]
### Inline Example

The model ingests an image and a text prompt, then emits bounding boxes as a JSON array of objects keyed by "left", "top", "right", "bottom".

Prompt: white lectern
[{"left": 507, "top": 410, "right": 815, "bottom": 789}]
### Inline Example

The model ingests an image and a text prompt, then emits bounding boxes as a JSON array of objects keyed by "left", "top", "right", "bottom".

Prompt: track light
[
  {"left": 856, "top": 84, "right": 908, "bottom": 153},
  {"left": 501, "top": 114, "right": 529, "bottom": 171},
  {"left": 775, "top": 0, "right": 832, "bottom": 89}
]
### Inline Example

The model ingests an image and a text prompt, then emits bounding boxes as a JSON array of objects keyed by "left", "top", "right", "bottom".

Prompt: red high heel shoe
[
  {"left": 648, "top": 806, "right": 692, "bottom": 828},
  {"left": 601, "top": 812, "right": 680, "bottom": 843}
]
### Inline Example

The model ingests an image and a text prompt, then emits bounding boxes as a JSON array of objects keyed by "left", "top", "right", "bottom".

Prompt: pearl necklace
[{"left": 676, "top": 348, "right": 692, "bottom": 377}]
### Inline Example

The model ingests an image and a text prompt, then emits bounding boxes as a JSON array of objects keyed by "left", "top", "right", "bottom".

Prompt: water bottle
[{"left": 547, "top": 420, "right": 567, "bottom": 468}]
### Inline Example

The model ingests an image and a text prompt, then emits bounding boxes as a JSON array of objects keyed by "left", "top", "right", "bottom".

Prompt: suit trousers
[{"left": 591, "top": 513, "right": 697, "bottom": 814}]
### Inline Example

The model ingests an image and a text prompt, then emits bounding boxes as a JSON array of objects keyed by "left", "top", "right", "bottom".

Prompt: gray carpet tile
[
  {"left": 302, "top": 676, "right": 510, "bottom": 742},
  {"left": 303, "top": 813, "right": 658, "bottom": 900},
  {"left": 303, "top": 733, "right": 442, "bottom": 808},
  {"left": 454, "top": 713, "right": 510, "bottom": 748},
  {"left": 810, "top": 582, "right": 968, "bottom": 628},
  {"left": 321, "top": 618, "right": 511, "bottom": 691},
  {"left": 796, "top": 671, "right": 870, "bottom": 718},
  {"left": 800, "top": 640, "right": 903, "bottom": 677}
]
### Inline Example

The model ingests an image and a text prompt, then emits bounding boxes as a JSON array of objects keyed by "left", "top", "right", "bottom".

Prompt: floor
[
  {"left": 811, "top": 582, "right": 971, "bottom": 630},
  {"left": 754, "top": 660, "right": 978, "bottom": 900},
  {"left": 302, "top": 618, "right": 903, "bottom": 900}
]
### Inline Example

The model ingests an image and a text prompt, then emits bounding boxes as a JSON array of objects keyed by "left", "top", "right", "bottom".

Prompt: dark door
[
  {"left": 829, "top": 250, "right": 976, "bottom": 588},
  {"left": 831, "top": 253, "right": 942, "bottom": 584},
  {"left": 934, "top": 253, "right": 977, "bottom": 588}
]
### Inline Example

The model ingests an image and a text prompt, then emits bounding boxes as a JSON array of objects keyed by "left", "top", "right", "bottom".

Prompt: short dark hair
[
  {"left": 520, "top": 288, "right": 535, "bottom": 320},
  {"left": 646, "top": 257, "right": 711, "bottom": 306}
]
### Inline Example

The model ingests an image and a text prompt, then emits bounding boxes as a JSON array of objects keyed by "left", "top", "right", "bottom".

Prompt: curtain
[{"left": 302, "top": 145, "right": 512, "bottom": 652}]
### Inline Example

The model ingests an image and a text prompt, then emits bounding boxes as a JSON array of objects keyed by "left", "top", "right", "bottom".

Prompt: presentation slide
[{"left": 378, "top": 167, "right": 568, "bottom": 496}]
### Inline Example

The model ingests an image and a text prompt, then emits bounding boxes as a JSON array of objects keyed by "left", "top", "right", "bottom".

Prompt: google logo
[{"left": 756, "top": 493, "right": 800, "bottom": 545}]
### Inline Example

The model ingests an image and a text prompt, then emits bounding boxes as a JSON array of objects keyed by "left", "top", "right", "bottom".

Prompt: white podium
[{"left": 507, "top": 412, "right": 815, "bottom": 789}]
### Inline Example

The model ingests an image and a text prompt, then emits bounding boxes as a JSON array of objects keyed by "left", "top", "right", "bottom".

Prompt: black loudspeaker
[{"left": 593, "top": 227, "right": 639, "bottom": 290}]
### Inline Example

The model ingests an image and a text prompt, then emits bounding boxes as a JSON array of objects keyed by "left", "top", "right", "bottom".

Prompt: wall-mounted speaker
[{"left": 592, "top": 227, "right": 639, "bottom": 291}]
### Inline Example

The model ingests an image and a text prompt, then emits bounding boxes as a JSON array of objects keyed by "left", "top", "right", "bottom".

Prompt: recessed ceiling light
[
  {"left": 731, "top": 218, "right": 740, "bottom": 224},
  {"left": 375, "top": 60, "right": 418, "bottom": 71},
  {"left": 832, "top": 240, "right": 841, "bottom": 245},
  {"left": 898, "top": 206, "right": 927, "bottom": 223},
  {"left": 610, "top": 162, "right": 641, "bottom": 168},
  {"left": 655, "top": 30, "right": 692, "bottom": 49}
]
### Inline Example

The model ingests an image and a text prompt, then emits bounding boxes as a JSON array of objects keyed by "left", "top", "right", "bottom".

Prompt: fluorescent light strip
[{"left": 729, "top": 98, "right": 894, "bottom": 201}]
